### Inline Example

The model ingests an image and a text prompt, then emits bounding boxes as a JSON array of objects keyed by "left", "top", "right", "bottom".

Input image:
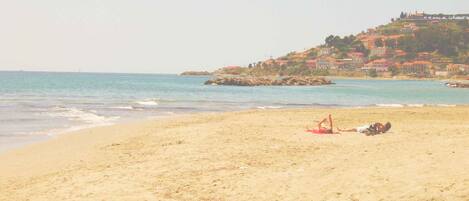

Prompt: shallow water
[{"left": 1, "top": 71, "right": 468, "bottom": 150}]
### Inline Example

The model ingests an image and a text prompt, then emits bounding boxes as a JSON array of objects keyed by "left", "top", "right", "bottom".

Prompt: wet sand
[{"left": 1, "top": 107, "right": 468, "bottom": 200}]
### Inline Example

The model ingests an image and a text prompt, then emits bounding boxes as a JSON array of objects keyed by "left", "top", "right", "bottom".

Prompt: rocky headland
[{"left": 204, "top": 76, "right": 333, "bottom": 86}]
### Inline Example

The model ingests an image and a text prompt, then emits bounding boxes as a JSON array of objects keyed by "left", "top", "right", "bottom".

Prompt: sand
[{"left": 0, "top": 107, "right": 468, "bottom": 201}]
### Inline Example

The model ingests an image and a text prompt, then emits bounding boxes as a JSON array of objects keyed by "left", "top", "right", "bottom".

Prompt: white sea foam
[
  {"left": 407, "top": 104, "right": 425, "bottom": 107},
  {"left": 375, "top": 104, "right": 459, "bottom": 108},
  {"left": 49, "top": 107, "right": 120, "bottom": 124},
  {"left": 111, "top": 106, "right": 135, "bottom": 110},
  {"left": 136, "top": 99, "right": 159, "bottom": 106},
  {"left": 29, "top": 123, "right": 113, "bottom": 137},
  {"left": 375, "top": 104, "right": 405, "bottom": 108},
  {"left": 257, "top": 106, "right": 283, "bottom": 110},
  {"left": 435, "top": 104, "right": 457, "bottom": 107}
]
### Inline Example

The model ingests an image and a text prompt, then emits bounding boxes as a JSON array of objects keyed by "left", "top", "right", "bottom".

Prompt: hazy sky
[{"left": 1, "top": 0, "right": 468, "bottom": 74}]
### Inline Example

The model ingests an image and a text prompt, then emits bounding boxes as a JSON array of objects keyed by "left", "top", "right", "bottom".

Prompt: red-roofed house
[
  {"left": 305, "top": 59, "right": 317, "bottom": 69},
  {"left": 347, "top": 52, "right": 366, "bottom": 68},
  {"left": 316, "top": 57, "right": 337, "bottom": 70},
  {"left": 362, "top": 59, "right": 393, "bottom": 72},
  {"left": 400, "top": 61, "right": 431, "bottom": 75},
  {"left": 394, "top": 49, "right": 407, "bottom": 57},
  {"left": 336, "top": 58, "right": 358, "bottom": 70}
]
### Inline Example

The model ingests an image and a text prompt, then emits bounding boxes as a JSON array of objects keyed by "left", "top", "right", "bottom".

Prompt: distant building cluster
[{"left": 219, "top": 12, "right": 469, "bottom": 78}]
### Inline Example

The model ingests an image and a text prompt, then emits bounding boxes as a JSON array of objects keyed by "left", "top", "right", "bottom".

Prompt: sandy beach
[{"left": 1, "top": 107, "right": 468, "bottom": 201}]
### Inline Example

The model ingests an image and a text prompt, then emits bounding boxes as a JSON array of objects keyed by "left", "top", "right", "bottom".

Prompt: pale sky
[{"left": 0, "top": 0, "right": 468, "bottom": 74}]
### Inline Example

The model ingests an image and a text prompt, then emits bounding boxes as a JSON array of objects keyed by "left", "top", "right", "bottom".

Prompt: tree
[
  {"left": 307, "top": 50, "right": 318, "bottom": 58},
  {"left": 388, "top": 66, "right": 399, "bottom": 76},
  {"left": 325, "top": 35, "right": 356, "bottom": 50},
  {"left": 353, "top": 42, "right": 370, "bottom": 57},
  {"left": 367, "top": 69, "right": 378, "bottom": 77},
  {"left": 385, "top": 38, "right": 397, "bottom": 49},
  {"left": 248, "top": 64, "right": 253, "bottom": 68},
  {"left": 375, "top": 39, "right": 384, "bottom": 47},
  {"left": 397, "top": 35, "right": 418, "bottom": 54},
  {"left": 312, "top": 69, "right": 330, "bottom": 76},
  {"left": 400, "top": 12, "right": 406, "bottom": 19},
  {"left": 411, "top": 24, "right": 463, "bottom": 57},
  {"left": 325, "top": 35, "right": 335, "bottom": 47}
]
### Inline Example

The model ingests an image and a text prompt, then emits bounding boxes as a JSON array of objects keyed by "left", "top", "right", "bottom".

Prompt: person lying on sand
[
  {"left": 306, "top": 114, "right": 338, "bottom": 134},
  {"left": 338, "top": 122, "right": 392, "bottom": 136}
]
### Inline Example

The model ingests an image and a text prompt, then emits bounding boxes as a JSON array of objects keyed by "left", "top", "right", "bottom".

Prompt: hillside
[{"left": 214, "top": 12, "right": 469, "bottom": 79}]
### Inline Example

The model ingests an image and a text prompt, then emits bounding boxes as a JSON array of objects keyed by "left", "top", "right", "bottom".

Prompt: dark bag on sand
[{"left": 363, "top": 124, "right": 379, "bottom": 136}]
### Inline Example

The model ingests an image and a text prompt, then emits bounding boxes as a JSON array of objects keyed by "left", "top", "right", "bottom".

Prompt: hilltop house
[{"left": 402, "top": 12, "right": 469, "bottom": 21}]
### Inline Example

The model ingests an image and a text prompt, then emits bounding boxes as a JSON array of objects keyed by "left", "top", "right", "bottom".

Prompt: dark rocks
[
  {"left": 446, "top": 82, "right": 469, "bottom": 88},
  {"left": 204, "top": 76, "right": 333, "bottom": 86}
]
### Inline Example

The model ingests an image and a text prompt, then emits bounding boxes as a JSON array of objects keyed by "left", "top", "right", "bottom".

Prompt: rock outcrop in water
[
  {"left": 204, "top": 76, "right": 333, "bottom": 86},
  {"left": 446, "top": 82, "right": 469, "bottom": 88}
]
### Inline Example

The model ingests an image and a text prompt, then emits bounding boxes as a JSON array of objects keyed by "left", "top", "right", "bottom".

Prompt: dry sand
[{"left": 0, "top": 107, "right": 468, "bottom": 201}]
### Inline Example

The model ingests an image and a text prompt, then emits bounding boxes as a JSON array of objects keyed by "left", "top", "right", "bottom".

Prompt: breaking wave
[{"left": 48, "top": 107, "right": 120, "bottom": 124}]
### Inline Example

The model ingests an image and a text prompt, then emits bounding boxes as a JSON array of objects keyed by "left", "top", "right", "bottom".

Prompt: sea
[{"left": 1, "top": 71, "right": 469, "bottom": 151}]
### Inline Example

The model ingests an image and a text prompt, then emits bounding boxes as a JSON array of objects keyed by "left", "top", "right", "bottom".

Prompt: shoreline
[
  {"left": 0, "top": 112, "right": 199, "bottom": 154},
  {"left": 327, "top": 75, "right": 457, "bottom": 81},
  {"left": 1, "top": 106, "right": 468, "bottom": 200},
  {"left": 1, "top": 103, "right": 466, "bottom": 154}
]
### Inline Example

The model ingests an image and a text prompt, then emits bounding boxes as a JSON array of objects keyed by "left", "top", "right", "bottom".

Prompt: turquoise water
[{"left": 1, "top": 71, "right": 469, "bottom": 150}]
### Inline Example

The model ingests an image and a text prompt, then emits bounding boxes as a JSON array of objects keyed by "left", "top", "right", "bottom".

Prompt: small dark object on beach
[{"left": 446, "top": 82, "right": 469, "bottom": 88}]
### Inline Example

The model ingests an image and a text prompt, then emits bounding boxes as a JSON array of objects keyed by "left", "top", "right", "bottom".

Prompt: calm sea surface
[{"left": 1, "top": 71, "right": 469, "bottom": 151}]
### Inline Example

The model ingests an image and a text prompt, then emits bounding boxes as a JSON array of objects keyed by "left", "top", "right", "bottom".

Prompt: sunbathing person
[
  {"left": 338, "top": 122, "right": 392, "bottom": 136},
  {"left": 306, "top": 114, "right": 336, "bottom": 134}
]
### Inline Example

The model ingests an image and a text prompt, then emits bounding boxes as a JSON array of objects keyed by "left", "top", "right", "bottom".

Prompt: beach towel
[{"left": 306, "top": 128, "right": 336, "bottom": 135}]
